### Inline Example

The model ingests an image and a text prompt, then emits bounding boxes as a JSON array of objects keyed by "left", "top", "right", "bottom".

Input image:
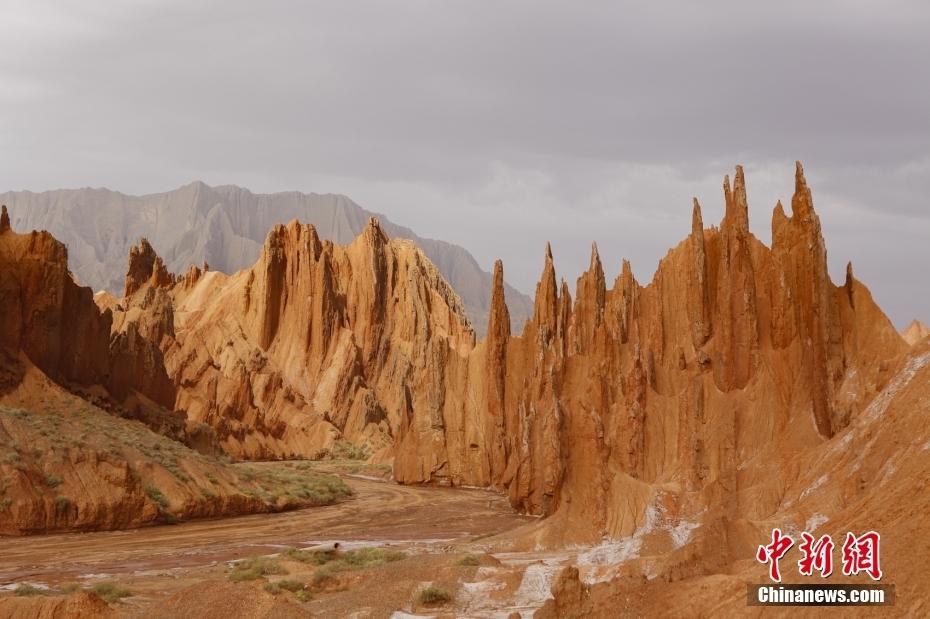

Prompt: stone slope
[{"left": 0, "top": 182, "right": 533, "bottom": 333}]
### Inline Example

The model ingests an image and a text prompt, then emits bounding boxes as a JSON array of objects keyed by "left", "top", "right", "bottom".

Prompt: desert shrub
[
  {"left": 91, "top": 582, "right": 132, "bottom": 603},
  {"left": 14, "top": 584, "right": 48, "bottom": 596},
  {"left": 331, "top": 441, "right": 368, "bottom": 460},
  {"left": 418, "top": 585, "right": 451, "bottom": 605},
  {"left": 295, "top": 589, "right": 311, "bottom": 602},
  {"left": 144, "top": 484, "right": 168, "bottom": 509},
  {"left": 458, "top": 554, "right": 480, "bottom": 566},
  {"left": 43, "top": 474, "right": 61, "bottom": 488},
  {"left": 228, "top": 557, "right": 288, "bottom": 582},
  {"left": 276, "top": 579, "right": 306, "bottom": 593},
  {"left": 0, "top": 498, "right": 12, "bottom": 511},
  {"left": 309, "top": 547, "right": 405, "bottom": 585}
]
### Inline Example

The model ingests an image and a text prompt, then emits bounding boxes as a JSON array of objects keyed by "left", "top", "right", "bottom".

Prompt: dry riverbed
[{"left": 0, "top": 468, "right": 566, "bottom": 618}]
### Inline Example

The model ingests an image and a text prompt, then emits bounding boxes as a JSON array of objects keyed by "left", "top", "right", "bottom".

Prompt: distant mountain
[{"left": 0, "top": 182, "right": 533, "bottom": 334}]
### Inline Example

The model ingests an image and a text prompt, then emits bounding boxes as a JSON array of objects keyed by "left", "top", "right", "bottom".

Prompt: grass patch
[
  {"left": 458, "top": 554, "right": 481, "bottom": 566},
  {"left": 90, "top": 582, "right": 132, "bottom": 603},
  {"left": 228, "top": 557, "right": 289, "bottom": 582},
  {"left": 418, "top": 585, "right": 451, "bottom": 605},
  {"left": 14, "top": 584, "right": 48, "bottom": 597},
  {"left": 264, "top": 579, "right": 307, "bottom": 596},
  {"left": 308, "top": 547, "right": 405, "bottom": 586},
  {"left": 235, "top": 464, "right": 353, "bottom": 507},
  {"left": 144, "top": 484, "right": 168, "bottom": 509}
]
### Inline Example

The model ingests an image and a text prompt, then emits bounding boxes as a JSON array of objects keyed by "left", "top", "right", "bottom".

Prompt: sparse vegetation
[
  {"left": 306, "top": 546, "right": 406, "bottom": 586},
  {"left": 458, "top": 554, "right": 480, "bottom": 566},
  {"left": 14, "top": 584, "right": 48, "bottom": 597},
  {"left": 228, "top": 557, "right": 289, "bottom": 582},
  {"left": 418, "top": 585, "right": 451, "bottom": 605},
  {"left": 330, "top": 441, "right": 369, "bottom": 460},
  {"left": 264, "top": 579, "right": 307, "bottom": 596},
  {"left": 43, "top": 474, "right": 61, "bottom": 488},
  {"left": 295, "top": 589, "right": 311, "bottom": 602},
  {"left": 59, "top": 583, "right": 82, "bottom": 594},
  {"left": 91, "top": 582, "right": 132, "bottom": 603},
  {"left": 0, "top": 497, "right": 12, "bottom": 511},
  {"left": 144, "top": 484, "right": 169, "bottom": 509},
  {"left": 236, "top": 463, "right": 352, "bottom": 506}
]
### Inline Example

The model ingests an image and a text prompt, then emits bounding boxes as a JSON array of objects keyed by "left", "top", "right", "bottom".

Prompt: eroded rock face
[
  {"left": 104, "top": 165, "right": 906, "bottom": 547},
  {"left": 391, "top": 164, "right": 906, "bottom": 546},
  {"left": 112, "top": 217, "right": 476, "bottom": 459},
  {"left": 0, "top": 216, "right": 174, "bottom": 408}
]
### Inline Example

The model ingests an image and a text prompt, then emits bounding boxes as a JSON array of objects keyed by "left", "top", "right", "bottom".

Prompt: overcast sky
[{"left": 1, "top": 0, "right": 927, "bottom": 327}]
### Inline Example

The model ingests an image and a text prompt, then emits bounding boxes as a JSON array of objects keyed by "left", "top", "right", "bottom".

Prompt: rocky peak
[
  {"left": 488, "top": 259, "right": 511, "bottom": 343},
  {"left": 124, "top": 238, "right": 175, "bottom": 298},
  {"left": 532, "top": 243, "right": 559, "bottom": 342},
  {"left": 902, "top": 319, "right": 930, "bottom": 346},
  {"left": 722, "top": 165, "right": 750, "bottom": 233}
]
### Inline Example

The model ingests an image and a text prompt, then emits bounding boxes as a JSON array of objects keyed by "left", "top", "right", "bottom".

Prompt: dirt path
[{"left": 0, "top": 476, "right": 531, "bottom": 587}]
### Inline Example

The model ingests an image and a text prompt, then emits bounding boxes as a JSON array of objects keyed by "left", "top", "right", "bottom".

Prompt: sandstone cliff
[
  {"left": 0, "top": 210, "right": 351, "bottom": 534},
  {"left": 110, "top": 218, "right": 476, "bottom": 460},
  {"left": 107, "top": 165, "right": 907, "bottom": 553},
  {"left": 393, "top": 163, "right": 907, "bottom": 550}
]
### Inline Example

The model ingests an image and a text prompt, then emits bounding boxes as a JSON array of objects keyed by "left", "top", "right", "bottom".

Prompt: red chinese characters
[
  {"left": 756, "top": 528, "right": 795, "bottom": 582},
  {"left": 798, "top": 532, "right": 834, "bottom": 577},
  {"left": 757, "top": 529, "right": 883, "bottom": 582},
  {"left": 842, "top": 531, "right": 883, "bottom": 581}
]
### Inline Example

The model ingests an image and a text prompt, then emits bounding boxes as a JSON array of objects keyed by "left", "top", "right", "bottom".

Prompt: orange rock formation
[{"left": 102, "top": 164, "right": 906, "bottom": 552}]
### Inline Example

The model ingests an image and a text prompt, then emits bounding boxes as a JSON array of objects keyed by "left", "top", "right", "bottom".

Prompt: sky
[{"left": 1, "top": 0, "right": 928, "bottom": 327}]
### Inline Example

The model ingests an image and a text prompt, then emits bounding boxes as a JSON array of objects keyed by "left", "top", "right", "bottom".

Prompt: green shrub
[
  {"left": 458, "top": 554, "right": 480, "bottom": 566},
  {"left": 14, "top": 584, "right": 48, "bottom": 597},
  {"left": 228, "top": 557, "right": 288, "bottom": 582},
  {"left": 276, "top": 579, "right": 306, "bottom": 593},
  {"left": 418, "top": 585, "right": 451, "bottom": 605},
  {"left": 43, "top": 474, "right": 61, "bottom": 488},
  {"left": 144, "top": 484, "right": 168, "bottom": 509},
  {"left": 307, "top": 547, "right": 405, "bottom": 586},
  {"left": 91, "top": 582, "right": 132, "bottom": 603}
]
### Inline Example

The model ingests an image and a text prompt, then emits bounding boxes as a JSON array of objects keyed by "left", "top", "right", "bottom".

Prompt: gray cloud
[{"left": 1, "top": 0, "right": 928, "bottom": 326}]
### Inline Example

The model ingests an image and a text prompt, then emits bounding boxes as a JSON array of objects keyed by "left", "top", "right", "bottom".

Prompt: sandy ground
[{"left": 0, "top": 473, "right": 549, "bottom": 617}]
